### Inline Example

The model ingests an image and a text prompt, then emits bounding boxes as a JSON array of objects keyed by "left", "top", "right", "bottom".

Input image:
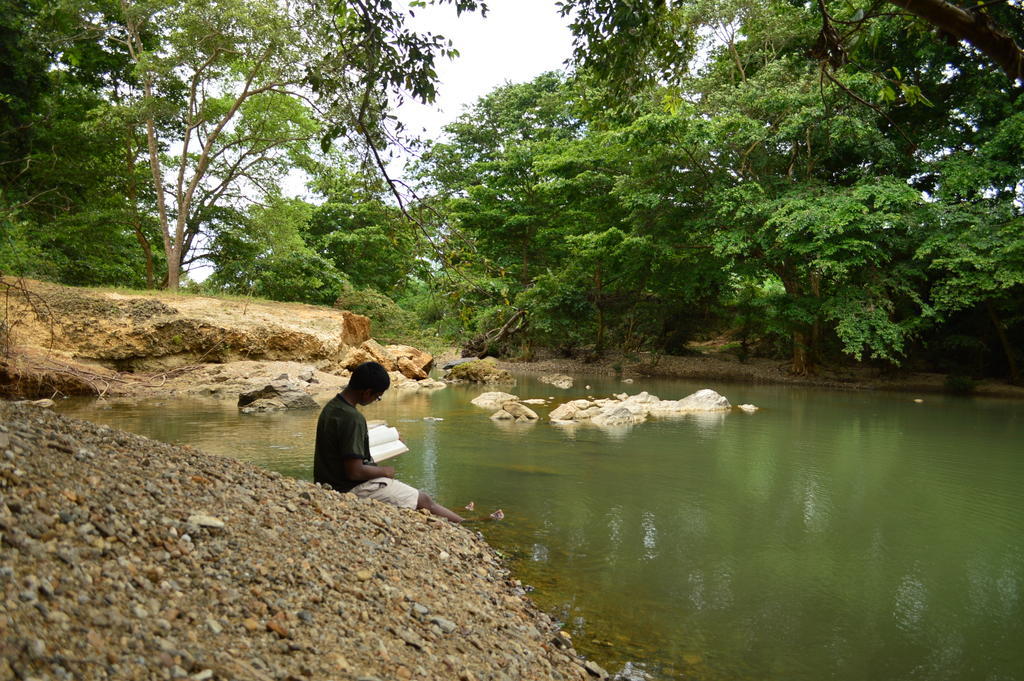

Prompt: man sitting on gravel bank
[{"left": 314, "top": 361, "right": 465, "bottom": 523}]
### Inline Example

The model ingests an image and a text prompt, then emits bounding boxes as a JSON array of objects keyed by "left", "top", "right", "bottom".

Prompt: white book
[{"left": 368, "top": 424, "right": 409, "bottom": 462}]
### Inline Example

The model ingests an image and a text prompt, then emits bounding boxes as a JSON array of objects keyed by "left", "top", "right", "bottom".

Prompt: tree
[
  {"left": 204, "top": 195, "right": 347, "bottom": 305},
  {"left": 914, "top": 104, "right": 1024, "bottom": 382},
  {"left": 554, "top": 0, "right": 1022, "bottom": 377},
  {"left": 559, "top": 0, "right": 1024, "bottom": 86},
  {"left": 107, "top": 0, "right": 325, "bottom": 289},
  {"left": 304, "top": 162, "right": 421, "bottom": 294},
  {"left": 93, "top": 0, "right": 487, "bottom": 290}
]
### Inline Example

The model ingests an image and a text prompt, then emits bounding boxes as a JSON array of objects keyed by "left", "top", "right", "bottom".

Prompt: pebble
[
  {"left": 430, "top": 616, "right": 457, "bottom": 634},
  {"left": 186, "top": 514, "right": 225, "bottom": 529}
]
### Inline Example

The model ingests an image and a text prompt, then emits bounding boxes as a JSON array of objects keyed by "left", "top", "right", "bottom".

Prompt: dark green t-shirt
[{"left": 313, "top": 394, "right": 373, "bottom": 493}]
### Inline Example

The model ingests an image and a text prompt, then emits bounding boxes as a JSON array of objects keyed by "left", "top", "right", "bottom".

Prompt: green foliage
[
  {"left": 332, "top": 284, "right": 445, "bottom": 351},
  {"left": 204, "top": 197, "right": 345, "bottom": 306},
  {"left": 0, "top": 206, "right": 46, "bottom": 278},
  {"left": 304, "top": 162, "right": 421, "bottom": 294}
]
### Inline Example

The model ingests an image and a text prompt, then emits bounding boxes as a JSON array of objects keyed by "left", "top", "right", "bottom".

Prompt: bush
[{"left": 334, "top": 285, "right": 447, "bottom": 352}]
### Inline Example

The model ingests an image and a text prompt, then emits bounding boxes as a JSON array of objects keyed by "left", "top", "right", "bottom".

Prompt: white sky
[{"left": 395, "top": 0, "right": 575, "bottom": 142}]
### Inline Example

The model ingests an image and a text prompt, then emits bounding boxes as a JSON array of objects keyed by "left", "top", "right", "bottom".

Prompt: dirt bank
[
  {"left": 0, "top": 401, "right": 602, "bottom": 680},
  {"left": 497, "top": 351, "right": 1024, "bottom": 400},
  {"left": 0, "top": 279, "right": 380, "bottom": 400}
]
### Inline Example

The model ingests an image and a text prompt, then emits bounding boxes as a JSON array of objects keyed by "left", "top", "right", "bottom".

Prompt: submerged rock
[
  {"left": 538, "top": 374, "right": 574, "bottom": 389},
  {"left": 445, "top": 360, "right": 516, "bottom": 385}
]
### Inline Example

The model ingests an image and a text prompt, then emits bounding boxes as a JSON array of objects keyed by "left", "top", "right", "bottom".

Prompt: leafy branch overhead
[{"left": 560, "top": 0, "right": 1024, "bottom": 85}]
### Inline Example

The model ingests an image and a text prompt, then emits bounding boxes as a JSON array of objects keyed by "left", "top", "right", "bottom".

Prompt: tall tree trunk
[
  {"left": 791, "top": 328, "right": 813, "bottom": 375},
  {"left": 131, "top": 218, "right": 155, "bottom": 289},
  {"left": 122, "top": 0, "right": 177, "bottom": 290},
  {"left": 779, "top": 265, "right": 816, "bottom": 375},
  {"left": 809, "top": 269, "right": 822, "bottom": 368},
  {"left": 594, "top": 265, "right": 605, "bottom": 355},
  {"left": 144, "top": 114, "right": 178, "bottom": 290},
  {"left": 124, "top": 138, "right": 154, "bottom": 289},
  {"left": 987, "top": 301, "right": 1021, "bottom": 385}
]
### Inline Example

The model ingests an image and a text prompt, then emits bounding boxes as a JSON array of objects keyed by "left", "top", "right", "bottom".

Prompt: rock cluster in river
[
  {"left": 468, "top": 393, "right": 540, "bottom": 423},
  {"left": 549, "top": 389, "right": 734, "bottom": 426},
  {"left": 0, "top": 402, "right": 602, "bottom": 681},
  {"left": 341, "top": 342, "right": 435, "bottom": 382}
]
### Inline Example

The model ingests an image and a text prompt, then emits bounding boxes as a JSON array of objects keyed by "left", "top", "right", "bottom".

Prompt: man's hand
[{"left": 379, "top": 465, "right": 396, "bottom": 478}]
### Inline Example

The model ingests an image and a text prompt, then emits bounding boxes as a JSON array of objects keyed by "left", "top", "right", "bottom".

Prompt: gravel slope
[{"left": 0, "top": 402, "right": 599, "bottom": 681}]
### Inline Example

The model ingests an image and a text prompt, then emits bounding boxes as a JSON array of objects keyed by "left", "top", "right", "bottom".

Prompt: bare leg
[{"left": 417, "top": 491, "right": 465, "bottom": 523}]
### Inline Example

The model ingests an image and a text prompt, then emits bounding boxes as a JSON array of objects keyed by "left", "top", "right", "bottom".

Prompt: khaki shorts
[{"left": 350, "top": 477, "right": 419, "bottom": 509}]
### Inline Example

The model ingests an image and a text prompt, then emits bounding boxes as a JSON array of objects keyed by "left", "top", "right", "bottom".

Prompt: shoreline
[
  {"left": 0, "top": 401, "right": 602, "bottom": 681},
  {"left": 494, "top": 352, "right": 1024, "bottom": 400}
]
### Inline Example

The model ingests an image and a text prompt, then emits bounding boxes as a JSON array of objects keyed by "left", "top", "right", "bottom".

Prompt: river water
[{"left": 56, "top": 374, "right": 1024, "bottom": 681}]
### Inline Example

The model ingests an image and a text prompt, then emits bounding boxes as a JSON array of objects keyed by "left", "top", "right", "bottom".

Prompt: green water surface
[{"left": 56, "top": 375, "right": 1024, "bottom": 681}]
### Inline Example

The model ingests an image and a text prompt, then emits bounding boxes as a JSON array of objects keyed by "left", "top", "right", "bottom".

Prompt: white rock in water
[
  {"left": 396, "top": 377, "right": 448, "bottom": 391},
  {"left": 471, "top": 391, "right": 519, "bottom": 410},
  {"left": 623, "top": 391, "right": 661, "bottom": 404},
  {"left": 737, "top": 404, "right": 759, "bottom": 413},
  {"left": 31, "top": 399, "right": 55, "bottom": 408},
  {"left": 187, "top": 514, "right": 225, "bottom": 529},
  {"left": 548, "top": 403, "right": 578, "bottom": 421},
  {"left": 502, "top": 402, "right": 539, "bottom": 420},
  {"left": 676, "top": 389, "right": 732, "bottom": 412},
  {"left": 521, "top": 398, "right": 547, "bottom": 405},
  {"left": 620, "top": 403, "right": 648, "bottom": 416},
  {"left": 592, "top": 405, "right": 643, "bottom": 427},
  {"left": 489, "top": 410, "right": 515, "bottom": 420}
]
